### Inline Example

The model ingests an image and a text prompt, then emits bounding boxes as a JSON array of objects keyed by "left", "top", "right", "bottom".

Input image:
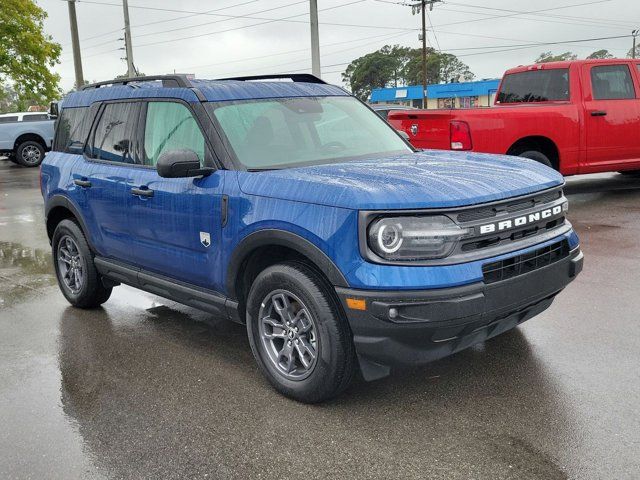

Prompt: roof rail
[
  {"left": 80, "top": 75, "right": 194, "bottom": 90},
  {"left": 216, "top": 73, "right": 326, "bottom": 84}
]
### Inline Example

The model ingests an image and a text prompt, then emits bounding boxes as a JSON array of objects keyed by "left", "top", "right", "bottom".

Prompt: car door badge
[{"left": 200, "top": 232, "right": 211, "bottom": 248}]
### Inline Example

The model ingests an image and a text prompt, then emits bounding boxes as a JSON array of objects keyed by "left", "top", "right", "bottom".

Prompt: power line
[
  {"left": 435, "top": 5, "right": 624, "bottom": 31},
  {"left": 61, "top": 0, "right": 261, "bottom": 46},
  {"left": 455, "top": 34, "right": 632, "bottom": 58},
  {"left": 425, "top": 8, "right": 440, "bottom": 51},
  {"left": 201, "top": 30, "right": 412, "bottom": 78},
  {"left": 374, "top": 0, "right": 622, "bottom": 31},
  {"left": 133, "top": 0, "right": 420, "bottom": 49},
  {"left": 133, "top": 0, "right": 309, "bottom": 39},
  {"left": 445, "top": 1, "right": 639, "bottom": 28},
  {"left": 430, "top": 0, "right": 618, "bottom": 30},
  {"left": 59, "top": 0, "right": 311, "bottom": 57},
  {"left": 64, "top": 0, "right": 309, "bottom": 55},
  {"left": 443, "top": 34, "right": 632, "bottom": 53},
  {"left": 66, "top": 0, "right": 414, "bottom": 52},
  {"left": 177, "top": 30, "right": 413, "bottom": 72}
]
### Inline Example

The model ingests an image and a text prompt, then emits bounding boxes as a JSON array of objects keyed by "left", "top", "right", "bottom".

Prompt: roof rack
[
  {"left": 216, "top": 73, "right": 326, "bottom": 84},
  {"left": 80, "top": 75, "right": 194, "bottom": 90}
]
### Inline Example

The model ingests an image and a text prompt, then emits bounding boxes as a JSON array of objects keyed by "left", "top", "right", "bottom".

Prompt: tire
[
  {"left": 246, "top": 262, "right": 356, "bottom": 403},
  {"left": 52, "top": 219, "right": 112, "bottom": 308},
  {"left": 15, "top": 140, "right": 45, "bottom": 167},
  {"left": 513, "top": 149, "right": 553, "bottom": 169}
]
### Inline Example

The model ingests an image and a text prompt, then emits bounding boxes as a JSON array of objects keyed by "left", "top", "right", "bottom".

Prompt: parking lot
[{"left": 0, "top": 159, "right": 638, "bottom": 479}]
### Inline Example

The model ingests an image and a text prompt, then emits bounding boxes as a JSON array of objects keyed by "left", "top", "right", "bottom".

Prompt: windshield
[
  {"left": 207, "top": 96, "right": 412, "bottom": 169},
  {"left": 496, "top": 68, "right": 569, "bottom": 103}
]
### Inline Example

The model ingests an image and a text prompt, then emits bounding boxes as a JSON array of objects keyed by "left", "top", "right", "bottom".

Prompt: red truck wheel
[{"left": 514, "top": 150, "right": 553, "bottom": 169}]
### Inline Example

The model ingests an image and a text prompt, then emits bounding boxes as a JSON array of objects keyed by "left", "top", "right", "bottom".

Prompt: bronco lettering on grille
[{"left": 478, "top": 205, "right": 563, "bottom": 235}]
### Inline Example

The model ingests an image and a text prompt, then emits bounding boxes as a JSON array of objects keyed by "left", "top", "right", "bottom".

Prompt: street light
[{"left": 632, "top": 29, "right": 639, "bottom": 59}]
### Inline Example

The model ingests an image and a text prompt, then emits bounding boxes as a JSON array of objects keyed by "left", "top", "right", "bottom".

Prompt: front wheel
[
  {"left": 52, "top": 219, "right": 112, "bottom": 308},
  {"left": 246, "top": 262, "right": 356, "bottom": 403}
]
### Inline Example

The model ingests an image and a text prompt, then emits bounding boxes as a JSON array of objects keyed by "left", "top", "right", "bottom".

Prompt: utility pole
[
  {"left": 633, "top": 29, "right": 639, "bottom": 59},
  {"left": 66, "top": 0, "right": 84, "bottom": 89},
  {"left": 420, "top": 1, "right": 427, "bottom": 108},
  {"left": 122, "top": 0, "right": 136, "bottom": 77},
  {"left": 310, "top": 0, "right": 321, "bottom": 77},
  {"left": 411, "top": 0, "right": 440, "bottom": 108}
]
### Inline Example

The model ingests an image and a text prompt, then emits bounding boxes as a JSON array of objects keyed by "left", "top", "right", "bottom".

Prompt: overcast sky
[{"left": 38, "top": 0, "right": 640, "bottom": 91}]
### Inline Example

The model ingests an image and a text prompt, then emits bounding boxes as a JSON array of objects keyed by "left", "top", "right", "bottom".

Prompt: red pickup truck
[{"left": 388, "top": 59, "right": 640, "bottom": 175}]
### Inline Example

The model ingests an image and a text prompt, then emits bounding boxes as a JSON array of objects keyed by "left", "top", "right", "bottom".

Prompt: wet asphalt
[{"left": 0, "top": 158, "right": 639, "bottom": 480}]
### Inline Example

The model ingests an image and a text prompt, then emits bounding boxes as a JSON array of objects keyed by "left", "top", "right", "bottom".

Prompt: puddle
[{"left": 0, "top": 241, "right": 56, "bottom": 308}]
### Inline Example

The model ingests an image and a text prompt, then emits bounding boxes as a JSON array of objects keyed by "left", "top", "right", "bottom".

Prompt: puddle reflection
[{"left": 0, "top": 241, "right": 55, "bottom": 307}]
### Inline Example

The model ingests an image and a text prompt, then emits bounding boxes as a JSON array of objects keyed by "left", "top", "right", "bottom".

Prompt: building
[{"left": 369, "top": 78, "right": 500, "bottom": 109}]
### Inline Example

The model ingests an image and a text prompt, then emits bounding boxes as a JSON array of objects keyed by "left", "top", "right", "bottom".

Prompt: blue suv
[{"left": 41, "top": 74, "right": 583, "bottom": 402}]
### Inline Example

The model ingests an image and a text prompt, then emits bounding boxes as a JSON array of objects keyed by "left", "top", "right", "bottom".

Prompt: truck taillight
[{"left": 450, "top": 121, "right": 472, "bottom": 151}]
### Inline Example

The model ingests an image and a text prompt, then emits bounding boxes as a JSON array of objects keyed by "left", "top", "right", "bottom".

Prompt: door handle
[
  {"left": 131, "top": 187, "right": 154, "bottom": 198},
  {"left": 590, "top": 110, "right": 607, "bottom": 117},
  {"left": 73, "top": 179, "right": 92, "bottom": 188}
]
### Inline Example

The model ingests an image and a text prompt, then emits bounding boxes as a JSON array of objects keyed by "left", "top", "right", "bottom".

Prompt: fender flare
[
  {"left": 45, "top": 194, "right": 95, "bottom": 249},
  {"left": 225, "top": 229, "right": 349, "bottom": 298}
]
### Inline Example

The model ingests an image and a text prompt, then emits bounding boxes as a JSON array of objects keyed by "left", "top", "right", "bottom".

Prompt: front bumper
[{"left": 336, "top": 246, "right": 583, "bottom": 381}]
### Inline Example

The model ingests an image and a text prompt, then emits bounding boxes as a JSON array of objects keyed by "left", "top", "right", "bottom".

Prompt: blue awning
[{"left": 370, "top": 79, "right": 500, "bottom": 102}]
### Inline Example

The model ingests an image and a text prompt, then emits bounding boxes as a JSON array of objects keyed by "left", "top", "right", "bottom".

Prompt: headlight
[{"left": 367, "top": 215, "right": 470, "bottom": 260}]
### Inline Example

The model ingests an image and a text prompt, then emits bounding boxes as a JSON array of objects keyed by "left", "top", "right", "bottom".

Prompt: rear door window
[
  {"left": 590, "top": 65, "right": 636, "bottom": 100},
  {"left": 143, "top": 102, "right": 205, "bottom": 166},
  {"left": 497, "top": 69, "right": 569, "bottom": 103},
  {"left": 89, "top": 102, "right": 140, "bottom": 164}
]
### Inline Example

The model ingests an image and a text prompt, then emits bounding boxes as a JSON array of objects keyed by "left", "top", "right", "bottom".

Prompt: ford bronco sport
[{"left": 41, "top": 74, "right": 583, "bottom": 403}]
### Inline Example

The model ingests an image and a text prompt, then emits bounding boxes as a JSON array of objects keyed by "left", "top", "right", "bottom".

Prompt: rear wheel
[
  {"left": 514, "top": 149, "right": 553, "bottom": 168},
  {"left": 15, "top": 140, "right": 45, "bottom": 167},
  {"left": 246, "top": 262, "right": 356, "bottom": 403},
  {"left": 52, "top": 219, "right": 112, "bottom": 308}
]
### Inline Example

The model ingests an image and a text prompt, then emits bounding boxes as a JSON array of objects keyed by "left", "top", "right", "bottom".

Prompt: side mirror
[
  {"left": 156, "top": 149, "right": 213, "bottom": 178},
  {"left": 49, "top": 101, "right": 59, "bottom": 118}
]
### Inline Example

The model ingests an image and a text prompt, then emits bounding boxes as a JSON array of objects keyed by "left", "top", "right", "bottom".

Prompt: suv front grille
[
  {"left": 454, "top": 188, "right": 566, "bottom": 254},
  {"left": 482, "top": 239, "right": 570, "bottom": 284},
  {"left": 456, "top": 189, "right": 562, "bottom": 223}
]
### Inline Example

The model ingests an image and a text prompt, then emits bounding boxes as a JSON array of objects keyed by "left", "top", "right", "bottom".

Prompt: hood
[{"left": 236, "top": 150, "right": 564, "bottom": 210}]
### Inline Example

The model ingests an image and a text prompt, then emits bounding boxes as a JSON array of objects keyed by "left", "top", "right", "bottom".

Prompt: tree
[
  {"left": 0, "top": 0, "right": 61, "bottom": 111},
  {"left": 587, "top": 49, "right": 614, "bottom": 59},
  {"left": 342, "top": 45, "right": 474, "bottom": 100},
  {"left": 342, "top": 48, "right": 400, "bottom": 100},
  {"left": 535, "top": 51, "right": 577, "bottom": 63},
  {"left": 0, "top": 82, "right": 19, "bottom": 112},
  {"left": 627, "top": 45, "right": 640, "bottom": 59}
]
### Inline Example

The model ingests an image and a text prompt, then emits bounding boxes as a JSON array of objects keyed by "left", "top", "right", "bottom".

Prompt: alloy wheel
[
  {"left": 57, "top": 235, "right": 84, "bottom": 294},
  {"left": 258, "top": 290, "right": 318, "bottom": 380},
  {"left": 21, "top": 145, "right": 42, "bottom": 165}
]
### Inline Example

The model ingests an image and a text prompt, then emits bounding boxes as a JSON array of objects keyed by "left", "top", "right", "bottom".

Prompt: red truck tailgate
[{"left": 388, "top": 110, "right": 453, "bottom": 150}]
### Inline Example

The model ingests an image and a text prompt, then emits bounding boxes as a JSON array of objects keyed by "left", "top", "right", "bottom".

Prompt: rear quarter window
[
  {"left": 497, "top": 69, "right": 569, "bottom": 103},
  {"left": 0, "top": 116, "right": 19, "bottom": 123},
  {"left": 53, "top": 107, "right": 90, "bottom": 154}
]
